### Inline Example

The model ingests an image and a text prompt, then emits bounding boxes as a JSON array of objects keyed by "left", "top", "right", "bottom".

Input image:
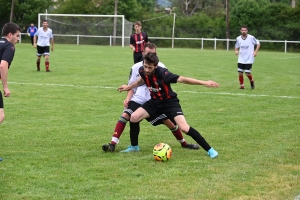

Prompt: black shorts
[
  {"left": 0, "top": 91, "right": 3, "bottom": 108},
  {"left": 123, "top": 100, "right": 168, "bottom": 126},
  {"left": 133, "top": 52, "right": 143, "bottom": 64},
  {"left": 238, "top": 63, "right": 252, "bottom": 73},
  {"left": 142, "top": 98, "right": 184, "bottom": 121},
  {"left": 36, "top": 45, "right": 50, "bottom": 57}
]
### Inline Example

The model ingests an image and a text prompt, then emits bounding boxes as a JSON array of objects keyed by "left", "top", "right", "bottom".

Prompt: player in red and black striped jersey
[
  {"left": 130, "top": 21, "right": 149, "bottom": 64},
  {"left": 0, "top": 22, "right": 21, "bottom": 125},
  {"left": 119, "top": 52, "right": 220, "bottom": 158}
]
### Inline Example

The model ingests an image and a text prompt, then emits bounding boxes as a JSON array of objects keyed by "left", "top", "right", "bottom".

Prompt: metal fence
[{"left": 20, "top": 33, "right": 300, "bottom": 53}]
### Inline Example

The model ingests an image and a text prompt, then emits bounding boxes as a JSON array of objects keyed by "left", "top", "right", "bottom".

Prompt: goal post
[{"left": 38, "top": 14, "right": 133, "bottom": 47}]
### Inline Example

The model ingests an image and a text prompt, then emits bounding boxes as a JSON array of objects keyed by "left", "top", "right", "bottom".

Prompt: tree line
[{"left": 0, "top": 0, "right": 299, "bottom": 50}]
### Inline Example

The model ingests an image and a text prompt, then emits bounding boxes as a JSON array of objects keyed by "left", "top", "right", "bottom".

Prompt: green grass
[{"left": 0, "top": 43, "right": 299, "bottom": 200}]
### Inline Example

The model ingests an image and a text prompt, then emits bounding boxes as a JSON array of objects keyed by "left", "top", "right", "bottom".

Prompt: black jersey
[
  {"left": 0, "top": 38, "right": 15, "bottom": 69},
  {"left": 0, "top": 38, "right": 15, "bottom": 79},
  {"left": 139, "top": 66, "right": 179, "bottom": 101},
  {"left": 130, "top": 32, "right": 149, "bottom": 53}
]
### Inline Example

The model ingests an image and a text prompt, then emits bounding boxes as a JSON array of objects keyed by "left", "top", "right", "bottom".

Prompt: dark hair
[
  {"left": 241, "top": 25, "right": 248, "bottom": 30},
  {"left": 134, "top": 21, "right": 142, "bottom": 26},
  {"left": 144, "top": 43, "right": 156, "bottom": 51},
  {"left": 144, "top": 52, "right": 159, "bottom": 66},
  {"left": 1, "top": 22, "right": 21, "bottom": 37},
  {"left": 42, "top": 20, "right": 48, "bottom": 23}
]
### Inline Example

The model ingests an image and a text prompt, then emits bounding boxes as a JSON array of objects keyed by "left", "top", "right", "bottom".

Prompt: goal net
[{"left": 38, "top": 14, "right": 133, "bottom": 47}]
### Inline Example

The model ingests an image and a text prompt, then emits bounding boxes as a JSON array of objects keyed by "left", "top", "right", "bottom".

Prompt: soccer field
[{"left": 0, "top": 44, "right": 299, "bottom": 199}]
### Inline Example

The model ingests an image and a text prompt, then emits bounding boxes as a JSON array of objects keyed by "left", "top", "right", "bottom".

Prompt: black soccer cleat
[
  {"left": 182, "top": 143, "right": 200, "bottom": 150},
  {"left": 46, "top": 70, "right": 51, "bottom": 72},
  {"left": 250, "top": 80, "right": 255, "bottom": 89},
  {"left": 102, "top": 143, "right": 115, "bottom": 152}
]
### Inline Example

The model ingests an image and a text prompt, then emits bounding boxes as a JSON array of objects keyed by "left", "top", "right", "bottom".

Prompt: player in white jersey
[
  {"left": 102, "top": 43, "right": 199, "bottom": 153},
  {"left": 235, "top": 25, "right": 260, "bottom": 89},
  {"left": 33, "top": 20, "right": 54, "bottom": 72}
]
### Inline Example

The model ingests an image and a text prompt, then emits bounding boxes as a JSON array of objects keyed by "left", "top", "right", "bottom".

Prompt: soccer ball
[{"left": 153, "top": 143, "right": 172, "bottom": 161}]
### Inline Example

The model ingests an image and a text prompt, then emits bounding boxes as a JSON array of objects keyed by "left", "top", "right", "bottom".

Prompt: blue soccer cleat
[
  {"left": 207, "top": 148, "right": 218, "bottom": 159},
  {"left": 121, "top": 145, "right": 140, "bottom": 153}
]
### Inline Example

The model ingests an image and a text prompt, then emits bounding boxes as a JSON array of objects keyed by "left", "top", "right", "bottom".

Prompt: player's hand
[
  {"left": 235, "top": 50, "right": 239, "bottom": 55},
  {"left": 33, "top": 44, "right": 37, "bottom": 48},
  {"left": 123, "top": 99, "right": 129, "bottom": 108},
  {"left": 3, "top": 88, "right": 10, "bottom": 97},
  {"left": 204, "top": 80, "right": 219, "bottom": 88},
  {"left": 253, "top": 52, "right": 257, "bottom": 57},
  {"left": 27, "top": 33, "right": 30, "bottom": 36},
  {"left": 118, "top": 85, "right": 129, "bottom": 92},
  {"left": 51, "top": 46, "right": 54, "bottom": 52}
]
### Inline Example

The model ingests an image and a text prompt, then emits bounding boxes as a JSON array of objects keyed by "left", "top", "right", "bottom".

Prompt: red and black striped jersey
[
  {"left": 139, "top": 66, "right": 179, "bottom": 101},
  {"left": 130, "top": 32, "right": 149, "bottom": 53}
]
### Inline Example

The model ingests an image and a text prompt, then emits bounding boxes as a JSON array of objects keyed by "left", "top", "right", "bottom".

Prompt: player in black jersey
[
  {"left": 0, "top": 22, "right": 21, "bottom": 125},
  {"left": 119, "top": 52, "right": 219, "bottom": 158},
  {"left": 129, "top": 21, "right": 149, "bottom": 64},
  {"left": 0, "top": 22, "right": 21, "bottom": 162}
]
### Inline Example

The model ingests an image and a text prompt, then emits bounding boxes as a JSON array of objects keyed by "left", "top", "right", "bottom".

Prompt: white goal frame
[{"left": 38, "top": 13, "right": 126, "bottom": 47}]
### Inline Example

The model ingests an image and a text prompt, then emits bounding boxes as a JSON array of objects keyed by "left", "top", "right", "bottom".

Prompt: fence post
[
  {"left": 110, "top": 35, "right": 112, "bottom": 46},
  {"left": 77, "top": 34, "right": 79, "bottom": 45},
  {"left": 227, "top": 38, "right": 229, "bottom": 51},
  {"left": 201, "top": 38, "right": 203, "bottom": 50},
  {"left": 285, "top": 40, "right": 287, "bottom": 53},
  {"left": 214, "top": 38, "right": 217, "bottom": 50}
]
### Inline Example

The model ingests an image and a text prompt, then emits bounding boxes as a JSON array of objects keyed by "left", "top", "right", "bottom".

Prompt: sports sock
[
  {"left": 111, "top": 116, "right": 128, "bottom": 145},
  {"left": 45, "top": 60, "right": 49, "bottom": 71},
  {"left": 170, "top": 125, "right": 187, "bottom": 146},
  {"left": 186, "top": 127, "right": 211, "bottom": 151},
  {"left": 37, "top": 60, "right": 40, "bottom": 70},
  {"left": 246, "top": 74, "right": 253, "bottom": 81},
  {"left": 239, "top": 75, "right": 244, "bottom": 86},
  {"left": 129, "top": 122, "right": 140, "bottom": 146}
]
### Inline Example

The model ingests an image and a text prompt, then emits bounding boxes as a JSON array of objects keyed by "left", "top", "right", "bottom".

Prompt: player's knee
[
  {"left": 130, "top": 113, "right": 140, "bottom": 123},
  {"left": 119, "top": 116, "right": 129, "bottom": 124},
  {"left": 178, "top": 125, "right": 190, "bottom": 134}
]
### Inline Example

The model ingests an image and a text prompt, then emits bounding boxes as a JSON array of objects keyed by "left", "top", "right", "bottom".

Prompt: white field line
[
  {"left": 274, "top": 57, "right": 300, "bottom": 59},
  {"left": 8, "top": 82, "right": 300, "bottom": 99}
]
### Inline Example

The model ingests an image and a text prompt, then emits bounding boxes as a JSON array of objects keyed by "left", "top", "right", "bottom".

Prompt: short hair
[
  {"left": 134, "top": 21, "right": 142, "bottom": 26},
  {"left": 42, "top": 20, "right": 48, "bottom": 23},
  {"left": 241, "top": 25, "right": 248, "bottom": 30},
  {"left": 1, "top": 22, "right": 21, "bottom": 37},
  {"left": 144, "top": 52, "right": 159, "bottom": 66},
  {"left": 144, "top": 43, "right": 156, "bottom": 51}
]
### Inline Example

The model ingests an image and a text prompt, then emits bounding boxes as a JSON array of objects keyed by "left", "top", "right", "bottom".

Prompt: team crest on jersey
[
  {"left": 11, "top": 46, "right": 14, "bottom": 50},
  {"left": 164, "top": 71, "right": 169, "bottom": 75}
]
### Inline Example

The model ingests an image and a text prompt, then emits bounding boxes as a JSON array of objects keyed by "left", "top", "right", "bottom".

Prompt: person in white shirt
[
  {"left": 33, "top": 20, "right": 54, "bottom": 72},
  {"left": 102, "top": 43, "right": 199, "bottom": 153},
  {"left": 235, "top": 25, "right": 260, "bottom": 89}
]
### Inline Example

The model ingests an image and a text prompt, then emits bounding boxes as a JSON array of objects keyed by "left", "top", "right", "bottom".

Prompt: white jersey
[
  {"left": 235, "top": 34, "right": 259, "bottom": 64},
  {"left": 128, "top": 61, "right": 166, "bottom": 105},
  {"left": 35, "top": 27, "right": 53, "bottom": 47}
]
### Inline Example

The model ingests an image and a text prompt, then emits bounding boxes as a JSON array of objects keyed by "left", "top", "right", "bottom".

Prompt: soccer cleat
[
  {"left": 182, "top": 143, "right": 200, "bottom": 150},
  {"left": 250, "top": 80, "right": 255, "bottom": 89},
  {"left": 121, "top": 145, "right": 140, "bottom": 153},
  {"left": 207, "top": 148, "right": 218, "bottom": 159},
  {"left": 239, "top": 86, "right": 244, "bottom": 89},
  {"left": 46, "top": 70, "right": 51, "bottom": 72},
  {"left": 102, "top": 143, "right": 115, "bottom": 152},
  {"left": 37, "top": 68, "right": 40, "bottom": 71}
]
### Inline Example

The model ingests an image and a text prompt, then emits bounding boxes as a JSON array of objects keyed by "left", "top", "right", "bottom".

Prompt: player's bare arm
[
  {"left": 0, "top": 60, "right": 10, "bottom": 97},
  {"left": 177, "top": 76, "right": 219, "bottom": 88},
  {"left": 123, "top": 89, "right": 134, "bottom": 108},
  {"left": 253, "top": 43, "right": 261, "bottom": 56},
  {"left": 118, "top": 77, "right": 144, "bottom": 92},
  {"left": 235, "top": 48, "right": 239, "bottom": 55},
  {"left": 130, "top": 44, "right": 135, "bottom": 52},
  {"left": 51, "top": 38, "right": 54, "bottom": 51}
]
